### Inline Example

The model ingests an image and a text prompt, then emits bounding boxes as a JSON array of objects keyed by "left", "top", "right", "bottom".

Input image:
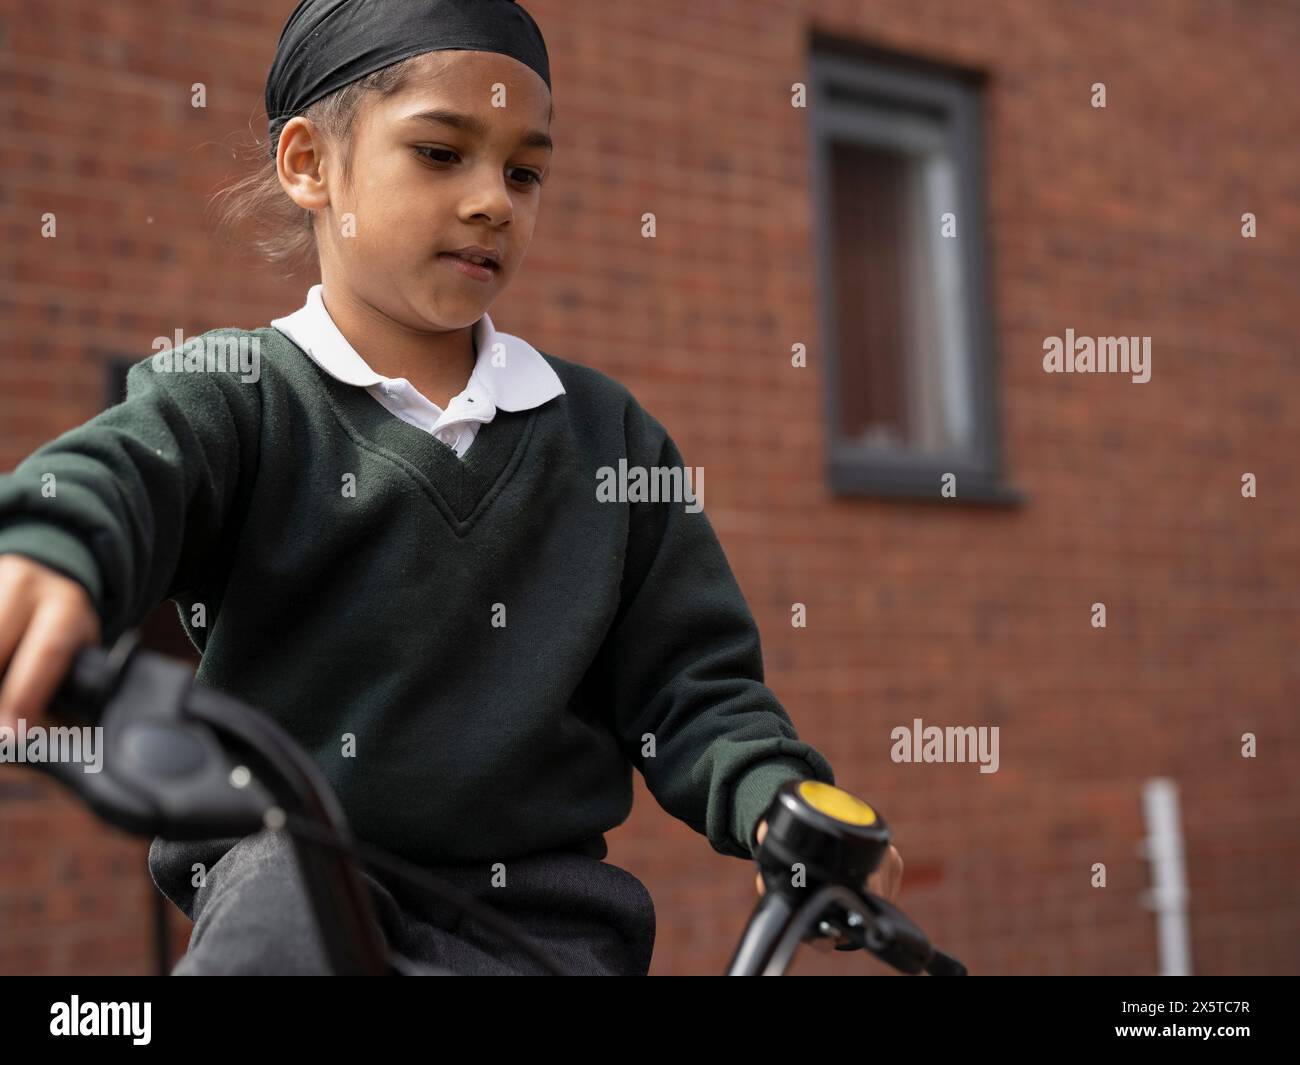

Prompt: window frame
[{"left": 807, "top": 47, "right": 1022, "bottom": 506}]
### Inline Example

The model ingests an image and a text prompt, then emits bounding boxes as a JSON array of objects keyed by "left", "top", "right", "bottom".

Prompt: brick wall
[{"left": 1, "top": 0, "right": 1297, "bottom": 975}]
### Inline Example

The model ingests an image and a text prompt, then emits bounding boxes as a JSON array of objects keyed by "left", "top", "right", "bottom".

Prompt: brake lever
[{"left": 820, "top": 895, "right": 968, "bottom": 974}]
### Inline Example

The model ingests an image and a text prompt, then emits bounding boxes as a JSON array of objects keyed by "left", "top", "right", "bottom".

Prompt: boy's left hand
[{"left": 753, "top": 819, "right": 904, "bottom": 903}]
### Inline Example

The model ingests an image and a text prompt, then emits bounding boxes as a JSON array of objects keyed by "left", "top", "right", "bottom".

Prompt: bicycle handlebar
[{"left": 11, "top": 632, "right": 967, "bottom": 976}]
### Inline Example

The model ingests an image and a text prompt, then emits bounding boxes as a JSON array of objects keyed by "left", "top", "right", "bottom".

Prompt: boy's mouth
[
  {"left": 440, "top": 245, "right": 501, "bottom": 269},
  {"left": 438, "top": 252, "right": 500, "bottom": 281}
]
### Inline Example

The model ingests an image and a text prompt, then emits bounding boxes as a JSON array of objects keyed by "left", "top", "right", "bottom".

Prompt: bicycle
[{"left": 7, "top": 630, "right": 967, "bottom": 976}]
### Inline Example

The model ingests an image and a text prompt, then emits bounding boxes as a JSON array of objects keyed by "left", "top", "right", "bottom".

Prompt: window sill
[{"left": 828, "top": 454, "right": 1026, "bottom": 507}]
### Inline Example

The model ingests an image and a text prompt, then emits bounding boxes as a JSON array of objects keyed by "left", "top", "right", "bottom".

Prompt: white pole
[{"left": 1138, "top": 778, "right": 1193, "bottom": 976}]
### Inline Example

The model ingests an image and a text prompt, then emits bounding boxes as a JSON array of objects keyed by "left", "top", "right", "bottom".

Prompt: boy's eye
[
  {"left": 416, "top": 146, "right": 458, "bottom": 164},
  {"left": 414, "top": 147, "right": 542, "bottom": 187}
]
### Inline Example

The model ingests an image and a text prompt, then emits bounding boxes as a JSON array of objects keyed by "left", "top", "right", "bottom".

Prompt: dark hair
[{"left": 206, "top": 55, "right": 428, "bottom": 278}]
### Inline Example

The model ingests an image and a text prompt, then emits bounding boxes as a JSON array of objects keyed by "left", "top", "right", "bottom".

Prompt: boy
[{"left": 0, "top": 0, "right": 898, "bottom": 974}]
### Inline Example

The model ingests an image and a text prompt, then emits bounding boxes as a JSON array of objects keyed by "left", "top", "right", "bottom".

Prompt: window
[{"left": 807, "top": 39, "right": 1020, "bottom": 504}]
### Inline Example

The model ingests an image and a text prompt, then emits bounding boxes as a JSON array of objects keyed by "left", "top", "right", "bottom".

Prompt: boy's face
[{"left": 305, "top": 50, "right": 553, "bottom": 333}]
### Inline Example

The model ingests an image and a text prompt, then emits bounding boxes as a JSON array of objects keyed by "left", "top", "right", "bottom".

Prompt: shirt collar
[{"left": 270, "top": 284, "right": 565, "bottom": 413}]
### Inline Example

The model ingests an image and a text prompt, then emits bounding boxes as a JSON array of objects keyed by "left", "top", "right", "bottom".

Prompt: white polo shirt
[{"left": 270, "top": 284, "right": 565, "bottom": 458}]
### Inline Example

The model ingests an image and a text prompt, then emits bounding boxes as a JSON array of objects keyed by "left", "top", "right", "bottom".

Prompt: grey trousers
[{"left": 147, "top": 829, "right": 656, "bottom": 976}]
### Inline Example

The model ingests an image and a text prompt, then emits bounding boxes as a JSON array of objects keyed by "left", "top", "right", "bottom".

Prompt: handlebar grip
[
  {"left": 926, "top": 949, "right": 968, "bottom": 976},
  {"left": 54, "top": 645, "right": 111, "bottom": 703},
  {"left": 47, "top": 631, "right": 140, "bottom": 724}
]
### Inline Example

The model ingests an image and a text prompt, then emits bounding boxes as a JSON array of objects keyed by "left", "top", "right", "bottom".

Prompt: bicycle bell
[{"left": 756, "top": 780, "right": 892, "bottom": 895}]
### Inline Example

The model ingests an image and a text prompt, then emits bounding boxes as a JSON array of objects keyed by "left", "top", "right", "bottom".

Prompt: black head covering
[{"left": 265, "top": 0, "right": 551, "bottom": 157}]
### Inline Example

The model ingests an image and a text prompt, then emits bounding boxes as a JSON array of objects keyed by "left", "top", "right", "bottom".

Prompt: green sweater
[{"left": 0, "top": 327, "right": 835, "bottom": 866}]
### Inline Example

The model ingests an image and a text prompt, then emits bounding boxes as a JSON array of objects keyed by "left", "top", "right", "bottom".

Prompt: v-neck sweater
[{"left": 0, "top": 326, "right": 835, "bottom": 867}]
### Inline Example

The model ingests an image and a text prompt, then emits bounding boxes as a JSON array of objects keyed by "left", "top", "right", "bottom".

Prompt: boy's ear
[{"left": 277, "top": 117, "right": 332, "bottom": 212}]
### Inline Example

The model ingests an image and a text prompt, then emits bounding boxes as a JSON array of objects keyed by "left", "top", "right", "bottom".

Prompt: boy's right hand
[{"left": 0, "top": 553, "right": 102, "bottom": 732}]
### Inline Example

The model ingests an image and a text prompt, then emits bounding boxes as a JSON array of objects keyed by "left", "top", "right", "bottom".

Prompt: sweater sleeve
[
  {"left": 593, "top": 395, "right": 836, "bottom": 860},
  {"left": 0, "top": 332, "right": 263, "bottom": 644}
]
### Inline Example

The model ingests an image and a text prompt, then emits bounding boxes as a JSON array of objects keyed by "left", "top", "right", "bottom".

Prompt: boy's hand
[
  {"left": 0, "top": 554, "right": 102, "bottom": 732},
  {"left": 753, "top": 819, "right": 904, "bottom": 902}
]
